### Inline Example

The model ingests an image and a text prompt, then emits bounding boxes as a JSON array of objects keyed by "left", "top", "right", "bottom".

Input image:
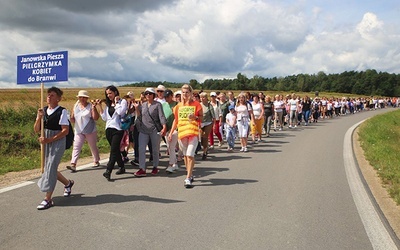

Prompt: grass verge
[
  {"left": 0, "top": 106, "right": 110, "bottom": 175},
  {"left": 358, "top": 109, "right": 400, "bottom": 205}
]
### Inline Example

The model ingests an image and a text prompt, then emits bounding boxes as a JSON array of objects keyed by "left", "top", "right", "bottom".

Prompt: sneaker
[
  {"left": 130, "top": 159, "right": 139, "bottom": 166},
  {"left": 151, "top": 167, "right": 159, "bottom": 175},
  {"left": 244, "top": 147, "right": 248, "bottom": 152},
  {"left": 166, "top": 164, "right": 178, "bottom": 173},
  {"left": 134, "top": 169, "right": 147, "bottom": 177},
  {"left": 189, "top": 176, "right": 194, "bottom": 182},
  {"left": 63, "top": 180, "right": 74, "bottom": 197},
  {"left": 257, "top": 138, "right": 262, "bottom": 142},
  {"left": 93, "top": 162, "right": 100, "bottom": 167},
  {"left": 218, "top": 141, "right": 224, "bottom": 147},
  {"left": 166, "top": 166, "right": 175, "bottom": 173},
  {"left": 294, "top": 125, "right": 297, "bottom": 128},
  {"left": 209, "top": 145, "right": 214, "bottom": 149},
  {"left": 278, "top": 128, "right": 282, "bottom": 131},
  {"left": 184, "top": 178, "right": 193, "bottom": 188},
  {"left": 240, "top": 147, "right": 244, "bottom": 152},
  {"left": 37, "top": 199, "right": 54, "bottom": 210},
  {"left": 66, "top": 165, "right": 76, "bottom": 172}
]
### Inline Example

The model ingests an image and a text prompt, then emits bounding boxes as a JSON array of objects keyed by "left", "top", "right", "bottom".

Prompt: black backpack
[{"left": 44, "top": 107, "right": 74, "bottom": 150}]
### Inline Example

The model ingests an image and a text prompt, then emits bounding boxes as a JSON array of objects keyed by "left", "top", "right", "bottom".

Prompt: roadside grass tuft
[
  {"left": 358, "top": 109, "right": 400, "bottom": 205},
  {"left": 0, "top": 106, "right": 109, "bottom": 175}
]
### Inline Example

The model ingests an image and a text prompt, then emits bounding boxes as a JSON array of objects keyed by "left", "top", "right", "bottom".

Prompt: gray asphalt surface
[{"left": 0, "top": 108, "right": 398, "bottom": 250}]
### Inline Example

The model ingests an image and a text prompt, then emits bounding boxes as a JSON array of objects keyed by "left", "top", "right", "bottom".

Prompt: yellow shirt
[{"left": 173, "top": 101, "right": 202, "bottom": 140}]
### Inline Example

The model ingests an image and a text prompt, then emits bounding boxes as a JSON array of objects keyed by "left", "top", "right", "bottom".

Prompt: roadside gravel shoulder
[{"left": 0, "top": 153, "right": 109, "bottom": 189}]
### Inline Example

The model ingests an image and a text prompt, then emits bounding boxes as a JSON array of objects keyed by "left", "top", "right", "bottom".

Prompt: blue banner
[{"left": 17, "top": 51, "right": 68, "bottom": 84}]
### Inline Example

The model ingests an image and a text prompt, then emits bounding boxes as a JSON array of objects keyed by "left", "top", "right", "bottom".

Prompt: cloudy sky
[{"left": 1, "top": 0, "right": 399, "bottom": 89}]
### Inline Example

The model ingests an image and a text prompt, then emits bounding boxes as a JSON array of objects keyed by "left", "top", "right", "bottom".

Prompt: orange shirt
[{"left": 173, "top": 100, "right": 202, "bottom": 140}]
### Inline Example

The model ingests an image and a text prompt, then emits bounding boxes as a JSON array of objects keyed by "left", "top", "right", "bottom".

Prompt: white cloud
[{"left": 0, "top": 0, "right": 399, "bottom": 88}]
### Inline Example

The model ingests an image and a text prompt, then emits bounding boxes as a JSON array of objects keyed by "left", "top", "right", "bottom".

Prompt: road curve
[{"left": 0, "top": 108, "right": 399, "bottom": 249}]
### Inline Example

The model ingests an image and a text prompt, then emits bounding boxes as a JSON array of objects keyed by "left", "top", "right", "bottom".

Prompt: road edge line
[{"left": 344, "top": 120, "right": 398, "bottom": 250}]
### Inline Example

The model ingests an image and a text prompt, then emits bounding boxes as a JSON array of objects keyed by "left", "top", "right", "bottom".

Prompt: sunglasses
[
  {"left": 157, "top": 90, "right": 164, "bottom": 93},
  {"left": 144, "top": 92, "right": 153, "bottom": 95}
]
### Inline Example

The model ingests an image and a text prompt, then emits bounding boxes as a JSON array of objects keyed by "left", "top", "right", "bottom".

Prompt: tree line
[{"left": 124, "top": 69, "right": 400, "bottom": 97}]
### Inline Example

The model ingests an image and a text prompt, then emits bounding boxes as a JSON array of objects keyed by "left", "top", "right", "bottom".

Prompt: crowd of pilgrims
[
  {"left": 33, "top": 85, "right": 398, "bottom": 209},
  {"left": 71, "top": 86, "right": 399, "bottom": 177}
]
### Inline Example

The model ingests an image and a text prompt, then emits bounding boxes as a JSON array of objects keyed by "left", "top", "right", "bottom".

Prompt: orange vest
[{"left": 174, "top": 101, "right": 202, "bottom": 140}]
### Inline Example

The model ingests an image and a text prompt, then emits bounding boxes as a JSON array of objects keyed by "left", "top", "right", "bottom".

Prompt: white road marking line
[{"left": 343, "top": 120, "right": 398, "bottom": 250}]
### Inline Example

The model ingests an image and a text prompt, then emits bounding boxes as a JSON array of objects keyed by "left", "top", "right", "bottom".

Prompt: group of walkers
[{"left": 34, "top": 85, "right": 397, "bottom": 210}]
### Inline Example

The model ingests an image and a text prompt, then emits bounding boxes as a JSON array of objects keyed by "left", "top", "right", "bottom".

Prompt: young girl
[{"left": 225, "top": 105, "right": 237, "bottom": 151}]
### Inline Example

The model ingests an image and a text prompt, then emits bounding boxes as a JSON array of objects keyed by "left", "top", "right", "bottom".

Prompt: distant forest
[{"left": 124, "top": 69, "right": 400, "bottom": 97}]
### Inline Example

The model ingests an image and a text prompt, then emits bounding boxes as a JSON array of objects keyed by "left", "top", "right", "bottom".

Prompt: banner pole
[{"left": 40, "top": 82, "right": 45, "bottom": 173}]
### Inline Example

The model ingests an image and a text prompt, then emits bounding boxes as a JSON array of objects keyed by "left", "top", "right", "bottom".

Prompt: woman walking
[
  {"left": 34, "top": 86, "right": 74, "bottom": 210},
  {"left": 98, "top": 85, "right": 128, "bottom": 181},
  {"left": 263, "top": 95, "right": 274, "bottom": 137},
  {"left": 133, "top": 88, "right": 167, "bottom": 177},
  {"left": 200, "top": 92, "right": 215, "bottom": 160},
  {"left": 67, "top": 90, "right": 100, "bottom": 172},
  {"left": 235, "top": 92, "right": 255, "bottom": 152},
  {"left": 168, "top": 84, "right": 203, "bottom": 188},
  {"left": 250, "top": 94, "right": 264, "bottom": 142}
]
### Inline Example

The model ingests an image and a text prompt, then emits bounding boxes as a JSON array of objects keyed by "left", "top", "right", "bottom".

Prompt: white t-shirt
[
  {"left": 251, "top": 101, "right": 262, "bottom": 117},
  {"left": 274, "top": 100, "right": 284, "bottom": 112},
  {"left": 289, "top": 99, "right": 298, "bottom": 111},
  {"left": 235, "top": 103, "right": 251, "bottom": 121}
]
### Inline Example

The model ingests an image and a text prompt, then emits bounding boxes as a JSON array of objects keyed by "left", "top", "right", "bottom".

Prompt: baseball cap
[
  {"left": 144, "top": 88, "right": 156, "bottom": 94},
  {"left": 163, "top": 89, "right": 173, "bottom": 97},
  {"left": 210, "top": 92, "right": 217, "bottom": 97}
]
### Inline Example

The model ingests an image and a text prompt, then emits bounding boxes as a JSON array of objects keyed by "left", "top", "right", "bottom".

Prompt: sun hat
[
  {"left": 174, "top": 90, "right": 182, "bottom": 96},
  {"left": 127, "top": 91, "right": 134, "bottom": 98},
  {"left": 76, "top": 90, "right": 89, "bottom": 98},
  {"left": 156, "top": 85, "right": 166, "bottom": 92}
]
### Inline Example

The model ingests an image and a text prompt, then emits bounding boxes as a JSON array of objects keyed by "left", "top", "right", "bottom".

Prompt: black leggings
[{"left": 106, "top": 128, "right": 124, "bottom": 171}]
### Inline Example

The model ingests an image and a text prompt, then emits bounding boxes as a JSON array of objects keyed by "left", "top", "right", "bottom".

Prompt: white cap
[
  {"left": 210, "top": 92, "right": 217, "bottom": 97},
  {"left": 144, "top": 88, "right": 156, "bottom": 94}
]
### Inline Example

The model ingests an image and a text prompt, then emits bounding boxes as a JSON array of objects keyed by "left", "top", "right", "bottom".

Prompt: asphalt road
[{"left": 1, "top": 108, "right": 399, "bottom": 250}]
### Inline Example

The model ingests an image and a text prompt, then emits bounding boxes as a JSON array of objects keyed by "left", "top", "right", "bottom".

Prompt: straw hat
[{"left": 76, "top": 90, "right": 89, "bottom": 98}]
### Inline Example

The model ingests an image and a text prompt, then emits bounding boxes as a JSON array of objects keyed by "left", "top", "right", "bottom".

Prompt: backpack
[{"left": 44, "top": 107, "right": 74, "bottom": 150}]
